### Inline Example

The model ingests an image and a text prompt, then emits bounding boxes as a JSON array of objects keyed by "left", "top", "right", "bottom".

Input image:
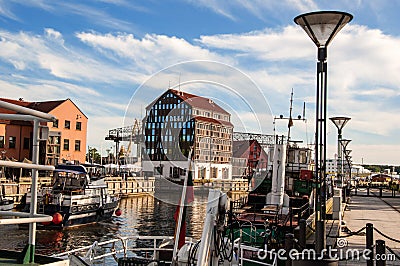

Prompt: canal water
[{"left": 0, "top": 191, "right": 245, "bottom": 261}]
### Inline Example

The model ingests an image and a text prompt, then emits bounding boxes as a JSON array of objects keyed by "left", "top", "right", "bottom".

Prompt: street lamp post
[
  {"left": 294, "top": 11, "right": 352, "bottom": 254},
  {"left": 340, "top": 139, "right": 351, "bottom": 183},
  {"left": 330, "top": 117, "right": 351, "bottom": 189},
  {"left": 344, "top": 149, "right": 352, "bottom": 190}
]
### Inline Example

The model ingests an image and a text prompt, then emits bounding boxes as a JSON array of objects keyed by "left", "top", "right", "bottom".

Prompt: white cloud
[
  {"left": 197, "top": 26, "right": 314, "bottom": 61},
  {"left": 351, "top": 144, "right": 400, "bottom": 165},
  {"left": 358, "top": 87, "right": 399, "bottom": 98},
  {"left": 0, "top": 29, "right": 143, "bottom": 83},
  {"left": 184, "top": 0, "right": 318, "bottom": 21},
  {"left": 76, "top": 32, "right": 231, "bottom": 74},
  {"left": 44, "top": 28, "right": 64, "bottom": 44},
  {"left": 195, "top": 23, "right": 400, "bottom": 147},
  {"left": 0, "top": 0, "right": 19, "bottom": 21}
]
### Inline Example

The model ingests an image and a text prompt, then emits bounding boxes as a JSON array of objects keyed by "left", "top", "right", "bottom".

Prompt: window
[
  {"left": 75, "top": 140, "right": 81, "bottom": 151},
  {"left": 65, "top": 120, "right": 70, "bottom": 129},
  {"left": 63, "top": 139, "right": 69, "bottom": 151},
  {"left": 0, "top": 136, "right": 4, "bottom": 148},
  {"left": 53, "top": 119, "right": 59, "bottom": 128},
  {"left": 9, "top": 136, "right": 16, "bottom": 149},
  {"left": 76, "top": 121, "right": 82, "bottom": 131},
  {"left": 23, "top": 138, "right": 30, "bottom": 149}
]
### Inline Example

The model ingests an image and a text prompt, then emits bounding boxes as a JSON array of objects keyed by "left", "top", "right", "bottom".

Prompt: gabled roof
[
  {"left": 169, "top": 89, "right": 229, "bottom": 115},
  {"left": 0, "top": 98, "right": 87, "bottom": 118},
  {"left": 0, "top": 98, "right": 31, "bottom": 114},
  {"left": 28, "top": 100, "right": 66, "bottom": 113},
  {"left": 146, "top": 89, "right": 230, "bottom": 115},
  {"left": 232, "top": 139, "right": 267, "bottom": 159},
  {"left": 233, "top": 140, "right": 252, "bottom": 158}
]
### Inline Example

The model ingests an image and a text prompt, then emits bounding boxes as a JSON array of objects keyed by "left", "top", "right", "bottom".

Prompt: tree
[{"left": 86, "top": 147, "right": 101, "bottom": 164}]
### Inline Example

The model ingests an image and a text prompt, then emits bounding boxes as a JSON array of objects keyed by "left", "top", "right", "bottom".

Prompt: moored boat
[
  {"left": 21, "top": 163, "right": 120, "bottom": 228},
  {"left": 0, "top": 197, "right": 14, "bottom": 211}
]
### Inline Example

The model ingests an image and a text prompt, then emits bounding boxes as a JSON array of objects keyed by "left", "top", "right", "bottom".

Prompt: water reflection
[{"left": 0, "top": 192, "right": 246, "bottom": 258}]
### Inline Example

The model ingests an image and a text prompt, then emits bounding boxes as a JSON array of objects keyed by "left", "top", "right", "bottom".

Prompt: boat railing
[
  {"left": 233, "top": 237, "right": 277, "bottom": 266},
  {"left": 52, "top": 235, "right": 195, "bottom": 264},
  {"left": 282, "top": 201, "right": 311, "bottom": 227},
  {"left": 237, "top": 220, "right": 258, "bottom": 245},
  {"left": 52, "top": 233, "right": 278, "bottom": 266}
]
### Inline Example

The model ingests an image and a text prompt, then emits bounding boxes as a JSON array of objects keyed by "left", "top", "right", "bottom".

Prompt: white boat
[
  {"left": 21, "top": 163, "right": 120, "bottom": 228},
  {"left": 0, "top": 197, "right": 14, "bottom": 211},
  {"left": 50, "top": 189, "right": 279, "bottom": 266}
]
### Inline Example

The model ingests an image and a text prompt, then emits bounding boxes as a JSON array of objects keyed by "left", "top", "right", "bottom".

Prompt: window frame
[
  {"left": 9, "top": 136, "right": 16, "bottom": 149},
  {"left": 63, "top": 139, "right": 70, "bottom": 151},
  {"left": 74, "top": 140, "right": 81, "bottom": 151},
  {"left": 65, "top": 120, "right": 71, "bottom": 129},
  {"left": 76, "top": 121, "right": 82, "bottom": 131}
]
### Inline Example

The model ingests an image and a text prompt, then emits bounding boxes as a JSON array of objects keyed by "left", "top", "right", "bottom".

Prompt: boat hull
[
  {"left": 0, "top": 202, "right": 14, "bottom": 211},
  {"left": 21, "top": 199, "right": 119, "bottom": 229}
]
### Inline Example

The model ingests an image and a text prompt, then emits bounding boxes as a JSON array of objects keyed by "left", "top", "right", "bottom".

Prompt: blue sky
[{"left": 1, "top": 0, "right": 400, "bottom": 165}]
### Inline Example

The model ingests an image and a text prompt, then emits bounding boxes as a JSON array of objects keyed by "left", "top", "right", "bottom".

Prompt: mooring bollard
[
  {"left": 366, "top": 223, "right": 374, "bottom": 266},
  {"left": 316, "top": 220, "right": 326, "bottom": 254},
  {"left": 299, "top": 219, "right": 306, "bottom": 251},
  {"left": 285, "top": 233, "right": 294, "bottom": 266},
  {"left": 376, "top": 240, "right": 386, "bottom": 266}
]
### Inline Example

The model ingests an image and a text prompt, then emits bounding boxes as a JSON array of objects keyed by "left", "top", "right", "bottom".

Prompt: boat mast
[
  {"left": 172, "top": 147, "right": 193, "bottom": 263},
  {"left": 287, "top": 88, "right": 294, "bottom": 143}
]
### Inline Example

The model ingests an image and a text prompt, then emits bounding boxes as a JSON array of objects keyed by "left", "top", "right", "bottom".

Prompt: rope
[
  {"left": 327, "top": 226, "right": 366, "bottom": 238},
  {"left": 374, "top": 227, "right": 400, "bottom": 243},
  {"left": 293, "top": 238, "right": 306, "bottom": 250},
  {"left": 306, "top": 224, "right": 315, "bottom": 232},
  {"left": 385, "top": 245, "right": 400, "bottom": 261}
]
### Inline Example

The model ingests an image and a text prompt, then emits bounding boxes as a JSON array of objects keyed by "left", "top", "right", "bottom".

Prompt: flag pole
[{"left": 172, "top": 147, "right": 193, "bottom": 263}]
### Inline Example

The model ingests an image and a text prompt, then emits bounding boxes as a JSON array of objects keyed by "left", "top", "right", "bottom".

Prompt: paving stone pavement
[{"left": 338, "top": 193, "right": 400, "bottom": 265}]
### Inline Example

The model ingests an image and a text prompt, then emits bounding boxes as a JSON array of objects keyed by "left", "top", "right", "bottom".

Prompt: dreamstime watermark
[{"left": 256, "top": 238, "right": 396, "bottom": 262}]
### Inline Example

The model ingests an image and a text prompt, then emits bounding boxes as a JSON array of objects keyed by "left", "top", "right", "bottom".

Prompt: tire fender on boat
[{"left": 96, "top": 208, "right": 104, "bottom": 217}]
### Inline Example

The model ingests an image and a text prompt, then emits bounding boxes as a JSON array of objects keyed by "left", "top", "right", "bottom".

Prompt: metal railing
[{"left": 52, "top": 235, "right": 195, "bottom": 264}]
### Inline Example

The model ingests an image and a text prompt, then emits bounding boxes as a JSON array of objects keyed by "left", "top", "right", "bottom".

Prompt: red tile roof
[
  {"left": 0, "top": 98, "right": 31, "bottom": 114},
  {"left": 0, "top": 98, "right": 88, "bottom": 120},
  {"left": 27, "top": 100, "right": 66, "bottom": 113},
  {"left": 0, "top": 98, "right": 67, "bottom": 113},
  {"left": 169, "top": 89, "right": 230, "bottom": 115}
]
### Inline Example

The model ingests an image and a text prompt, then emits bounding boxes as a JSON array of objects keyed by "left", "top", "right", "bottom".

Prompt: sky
[{"left": 0, "top": 0, "right": 400, "bottom": 165}]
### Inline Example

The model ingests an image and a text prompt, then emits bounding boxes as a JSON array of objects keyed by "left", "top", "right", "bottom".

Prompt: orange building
[{"left": 0, "top": 98, "right": 87, "bottom": 165}]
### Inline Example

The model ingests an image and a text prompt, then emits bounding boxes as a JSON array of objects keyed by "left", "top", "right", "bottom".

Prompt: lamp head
[
  {"left": 330, "top": 116, "right": 351, "bottom": 131},
  {"left": 294, "top": 11, "right": 353, "bottom": 48},
  {"left": 344, "top": 149, "right": 352, "bottom": 156},
  {"left": 340, "top": 139, "right": 352, "bottom": 149}
]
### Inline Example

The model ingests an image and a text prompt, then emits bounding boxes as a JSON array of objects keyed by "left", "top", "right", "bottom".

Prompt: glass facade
[
  {"left": 144, "top": 89, "right": 234, "bottom": 180},
  {"left": 144, "top": 91, "right": 194, "bottom": 161}
]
